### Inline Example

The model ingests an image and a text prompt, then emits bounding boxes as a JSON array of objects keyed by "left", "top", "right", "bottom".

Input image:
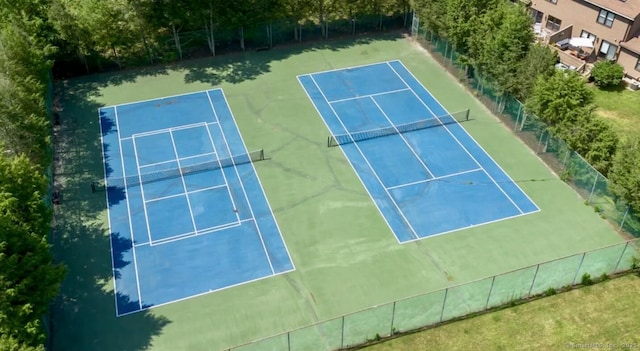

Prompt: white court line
[
  {"left": 144, "top": 184, "right": 228, "bottom": 203},
  {"left": 206, "top": 90, "right": 276, "bottom": 274},
  {"left": 385, "top": 62, "right": 525, "bottom": 215},
  {"left": 401, "top": 212, "right": 537, "bottom": 245},
  {"left": 202, "top": 94, "right": 241, "bottom": 224},
  {"left": 98, "top": 109, "right": 124, "bottom": 317},
  {"left": 113, "top": 106, "right": 144, "bottom": 310},
  {"left": 135, "top": 218, "right": 251, "bottom": 248},
  {"left": 386, "top": 168, "right": 483, "bottom": 190},
  {"left": 120, "top": 122, "right": 220, "bottom": 141},
  {"left": 369, "top": 96, "right": 435, "bottom": 179},
  {"left": 131, "top": 133, "right": 155, "bottom": 246},
  {"left": 295, "top": 61, "right": 391, "bottom": 77},
  {"left": 103, "top": 90, "right": 213, "bottom": 109},
  {"left": 130, "top": 122, "right": 207, "bottom": 138},
  {"left": 328, "top": 88, "right": 411, "bottom": 104},
  {"left": 168, "top": 130, "right": 199, "bottom": 233},
  {"left": 218, "top": 89, "right": 297, "bottom": 272},
  {"left": 138, "top": 151, "right": 217, "bottom": 169},
  {"left": 307, "top": 75, "right": 421, "bottom": 241},
  {"left": 116, "top": 261, "right": 295, "bottom": 317},
  {"left": 391, "top": 60, "right": 541, "bottom": 212}
]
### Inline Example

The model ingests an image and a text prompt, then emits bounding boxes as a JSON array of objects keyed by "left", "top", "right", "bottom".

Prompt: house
[{"left": 530, "top": 0, "right": 640, "bottom": 80}]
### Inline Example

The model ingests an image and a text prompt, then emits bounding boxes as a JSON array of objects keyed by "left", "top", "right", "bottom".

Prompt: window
[
  {"left": 545, "top": 0, "right": 557, "bottom": 3},
  {"left": 546, "top": 15, "right": 562, "bottom": 32},
  {"left": 580, "top": 30, "right": 596, "bottom": 42},
  {"left": 599, "top": 40, "right": 617, "bottom": 60},
  {"left": 635, "top": 57, "right": 640, "bottom": 71},
  {"left": 597, "top": 9, "right": 615, "bottom": 27}
]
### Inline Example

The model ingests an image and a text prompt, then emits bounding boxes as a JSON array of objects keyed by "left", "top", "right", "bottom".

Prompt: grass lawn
[
  {"left": 591, "top": 84, "right": 640, "bottom": 140},
  {"left": 362, "top": 274, "right": 640, "bottom": 351}
]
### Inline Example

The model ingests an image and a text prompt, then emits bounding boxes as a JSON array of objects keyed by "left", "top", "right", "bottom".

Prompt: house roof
[
  {"left": 581, "top": 0, "right": 640, "bottom": 21},
  {"left": 621, "top": 35, "right": 640, "bottom": 54}
]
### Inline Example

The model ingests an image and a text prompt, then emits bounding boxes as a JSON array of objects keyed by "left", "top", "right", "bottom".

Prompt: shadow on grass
[
  {"left": 50, "top": 80, "right": 170, "bottom": 351},
  {"left": 593, "top": 82, "right": 627, "bottom": 93}
]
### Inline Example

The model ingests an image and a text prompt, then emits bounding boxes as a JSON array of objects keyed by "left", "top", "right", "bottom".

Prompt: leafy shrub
[{"left": 590, "top": 61, "right": 624, "bottom": 87}]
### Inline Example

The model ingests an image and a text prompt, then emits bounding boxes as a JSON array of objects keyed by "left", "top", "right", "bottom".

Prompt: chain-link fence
[
  {"left": 226, "top": 239, "right": 638, "bottom": 351},
  {"left": 411, "top": 24, "right": 640, "bottom": 238}
]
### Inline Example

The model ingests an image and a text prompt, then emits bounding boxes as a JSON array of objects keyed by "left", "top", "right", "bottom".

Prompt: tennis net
[
  {"left": 92, "top": 149, "right": 264, "bottom": 191},
  {"left": 327, "top": 109, "right": 470, "bottom": 147}
]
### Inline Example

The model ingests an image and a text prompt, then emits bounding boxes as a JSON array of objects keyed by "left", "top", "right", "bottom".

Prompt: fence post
[
  {"left": 619, "top": 205, "right": 630, "bottom": 231},
  {"left": 588, "top": 173, "right": 599, "bottom": 205},
  {"left": 485, "top": 275, "right": 496, "bottom": 310},
  {"left": 536, "top": 131, "right": 545, "bottom": 154},
  {"left": 514, "top": 103, "right": 522, "bottom": 132},
  {"left": 562, "top": 148, "right": 570, "bottom": 170},
  {"left": 572, "top": 252, "right": 587, "bottom": 285},
  {"left": 528, "top": 264, "right": 541, "bottom": 297},
  {"left": 389, "top": 301, "right": 397, "bottom": 336},
  {"left": 340, "top": 316, "right": 345, "bottom": 348},
  {"left": 439, "top": 288, "right": 449, "bottom": 323},
  {"left": 613, "top": 241, "right": 631, "bottom": 273}
]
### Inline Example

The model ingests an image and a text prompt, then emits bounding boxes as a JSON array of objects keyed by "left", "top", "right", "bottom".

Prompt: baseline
[{"left": 385, "top": 62, "right": 525, "bottom": 214}]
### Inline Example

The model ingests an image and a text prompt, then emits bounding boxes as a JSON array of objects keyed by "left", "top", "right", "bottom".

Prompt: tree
[
  {"left": 513, "top": 43, "right": 558, "bottom": 101},
  {"left": 0, "top": 23, "right": 53, "bottom": 165},
  {"left": 525, "top": 70, "right": 594, "bottom": 127},
  {"left": 443, "top": 0, "right": 499, "bottom": 53},
  {"left": 469, "top": 2, "right": 534, "bottom": 97},
  {"left": 609, "top": 137, "right": 640, "bottom": 212},
  {"left": 561, "top": 110, "right": 618, "bottom": 175},
  {"left": 590, "top": 60, "right": 624, "bottom": 87},
  {"left": 0, "top": 155, "right": 65, "bottom": 347}
]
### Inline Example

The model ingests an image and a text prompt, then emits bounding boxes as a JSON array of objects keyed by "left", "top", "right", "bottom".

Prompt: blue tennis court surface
[
  {"left": 298, "top": 60, "right": 539, "bottom": 243},
  {"left": 99, "top": 89, "right": 294, "bottom": 316}
]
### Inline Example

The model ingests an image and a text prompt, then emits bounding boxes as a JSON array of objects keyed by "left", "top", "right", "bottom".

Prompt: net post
[
  {"left": 327, "top": 136, "right": 331, "bottom": 148},
  {"left": 259, "top": 149, "right": 264, "bottom": 161},
  {"left": 464, "top": 109, "right": 470, "bottom": 121}
]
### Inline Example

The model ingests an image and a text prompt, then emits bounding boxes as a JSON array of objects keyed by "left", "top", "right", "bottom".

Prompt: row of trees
[
  {"left": 0, "top": 1, "right": 66, "bottom": 350},
  {"left": 48, "top": 0, "right": 410, "bottom": 73},
  {"left": 415, "top": 0, "right": 638, "bottom": 213}
]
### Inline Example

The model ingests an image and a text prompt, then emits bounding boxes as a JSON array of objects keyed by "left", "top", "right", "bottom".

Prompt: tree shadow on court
[
  {"left": 50, "top": 80, "right": 171, "bottom": 351},
  {"left": 181, "top": 32, "right": 406, "bottom": 85}
]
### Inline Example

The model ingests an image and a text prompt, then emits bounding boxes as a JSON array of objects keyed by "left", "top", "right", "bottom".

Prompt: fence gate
[{"left": 411, "top": 11, "right": 419, "bottom": 37}]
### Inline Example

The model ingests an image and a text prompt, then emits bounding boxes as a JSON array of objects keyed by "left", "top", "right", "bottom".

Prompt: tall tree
[
  {"left": 0, "top": 23, "right": 53, "bottom": 165},
  {"left": 444, "top": 0, "right": 498, "bottom": 53},
  {"left": 513, "top": 43, "right": 558, "bottom": 101},
  {"left": 0, "top": 155, "right": 65, "bottom": 347},
  {"left": 470, "top": 2, "right": 534, "bottom": 97},
  {"left": 525, "top": 70, "right": 594, "bottom": 127},
  {"left": 609, "top": 137, "right": 640, "bottom": 211}
]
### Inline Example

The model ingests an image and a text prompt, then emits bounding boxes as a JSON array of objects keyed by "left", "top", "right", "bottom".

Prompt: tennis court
[
  {"left": 298, "top": 60, "right": 540, "bottom": 243},
  {"left": 98, "top": 89, "right": 294, "bottom": 316}
]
